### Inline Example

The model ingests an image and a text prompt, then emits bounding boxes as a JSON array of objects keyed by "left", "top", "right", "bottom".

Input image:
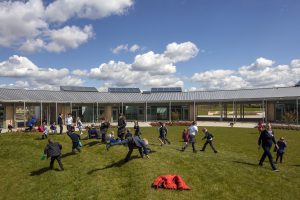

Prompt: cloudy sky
[{"left": 0, "top": 0, "right": 300, "bottom": 91}]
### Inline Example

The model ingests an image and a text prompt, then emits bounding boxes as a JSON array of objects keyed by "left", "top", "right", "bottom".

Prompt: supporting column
[
  {"left": 145, "top": 101, "right": 148, "bottom": 122},
  {"left": 14, "top": 102, "right": 16, "bottom": 127},
  {"left": 23, "top": 101, "right": 26, "bottom": 127},
  {"left": 93, "top": 103, "right": 95, "bottom": 123},
  {"left": 232, "top": 101, "right": 235, "bottom": 123},
  {"left": 193, "top": 101, "right": 196, "bottom": 121},
  {"left": 265, "top": 100, "right": 268, "bottom": 123},
  {"left": 55, "top": 102, "right": 58, "bottom": 124},
  {"left": 97, "top": 102, "right": 99, "bottom": 122},
  {"left": 296, "top": 98, "right": 298, "bottom": 125},
  {"left": 262, "top": 100, "right": 265, "bottom": 123},
  {"left": 40, "top": 101, "right": 43, "bottom": 125},
  {"left": 121, "top": 102, "right": 124, "bottom": 114},
  {"left": 169, "top": 101, "right": 172, "bottom": 121}
]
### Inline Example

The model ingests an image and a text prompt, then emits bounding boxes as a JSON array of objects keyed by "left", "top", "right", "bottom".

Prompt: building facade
[{"left": 0, "top": 86, "right": 300, "bottom": 128}]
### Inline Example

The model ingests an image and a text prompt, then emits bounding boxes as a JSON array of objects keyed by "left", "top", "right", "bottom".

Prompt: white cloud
[
  {"left": 0, "top": 55, "right": 84, "bottom": 90},
  {"left": 129, "top": 44, "right": 140, "bottom": 52},
  {"left": 191, "top": 57, "right": 300, "bottom": 90},
  {"left": 45, "top": 0, "right": 134, "bottom": 23},
  {"left": 132, "top": 51, "right": 176, "bottom": 75},
  {"left": 0, "top": 0, "right": 133, "bottom": 52},
  {"left": 111, "top": 44, "right": 128, "bottom": 54},
  {"left": 164, "top": 41, "right": 199, "bottom": 62},
  {"left": 0, "top": 0, "right": 47, "bottom": 47},
  {"left": 111, "top": 44, "right": 140, "bottom": 54},
  {"left": 44, "top": 25, "right": 94, "bottom": 53}
]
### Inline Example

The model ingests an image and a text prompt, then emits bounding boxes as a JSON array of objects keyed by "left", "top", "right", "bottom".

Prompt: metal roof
[{"left": 0, "top": 87, "right": 300, "bottom": 103}]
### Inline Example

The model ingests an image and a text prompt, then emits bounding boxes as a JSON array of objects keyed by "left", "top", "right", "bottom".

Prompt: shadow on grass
[
  {"left": 87, "top": 156, "right": 140, "bottom": 174},
  {"left": 232, "top": 160, "right": 258, "bottom": 166},
  {"left": 84, "top": 141, "right": 100, "bottom": 147},
  {"left": 291, "top": 164, "right": 300, "bottom": 167},
  {"left": 30, "top": 167, "right": 60, "bottom": 176},
  {"left": 87, "top": 150, "right": 156, "bottom": 174},
  {"left": 61, "top": 152, "right": 76, "bottom": 158}
]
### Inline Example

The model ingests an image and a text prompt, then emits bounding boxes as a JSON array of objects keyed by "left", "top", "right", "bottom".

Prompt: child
[
  {"left": 181, "top": 128, "right": 189, "bottom": 151},
  {"left": 200, "top": 128, "right": 218, "bottom": 153},
  {"left": 44, "top": 139, "right": 64, "bottom": 171},
  {"left": 50, "top": 122, "right": 57, "bottom": 134},
  {"left": 276, "top": 137, "right": 287, "bottom": 163},
  {"left": 39, "top": 122, "right": 48, "bottom": 139},
  {"left": 100, "top": 118, "right": 110, "bottom": 143},
  {"left": 134, "top": 121, "right": 141, "bottom": 137},
  {"left": 158, "top": 122, "right": 171, "bottom": 146},
  {"left": 8, "top": 121, "right": 13, "bottom": 132},
  {"left": 77, "top": 117, "right": 83, "bottom": 135},
  {"left": 67, "top": 126, "right": 81, "bottom": 153}
]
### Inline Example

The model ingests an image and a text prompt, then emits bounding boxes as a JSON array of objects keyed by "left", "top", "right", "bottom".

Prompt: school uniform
[
  {"left": 201, "top": 131, "right": 218, "bottom": 153},
  {"left": 67, "top": 132, "right": 81, "bottom": 153},
  {"left": 276, "top": 140, "right": 287, "bottom": 163},
  {"left": 159, "top": 126, "right": 171, "bottom": 144},
  {"left": 117, "top": 117, "right": 126, "bottom": 140},
  {"left": 44, "top": 142, "right": 64, "bottom": 170},
  {"left": 58, "top": 116, "right": 63, "bottom": 134}
]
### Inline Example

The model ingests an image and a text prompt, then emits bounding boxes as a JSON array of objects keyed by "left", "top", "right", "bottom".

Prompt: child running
[
  {"left": 67, "top": 126, "right": 81, "bottom": 154},
  {"left": 43, "top": 139, "right": 64, "bottom": 171},
  {"left": 181, "top": 128, "right": 190, "bottom": 151},
  {"left": 182, "top": 121, "right": 198, "bottom": 152},
  {"left": 275, "top": 137, "right": 287, "bottom": 163}
]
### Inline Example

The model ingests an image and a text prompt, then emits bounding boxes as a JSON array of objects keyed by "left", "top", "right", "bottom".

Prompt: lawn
[{"left": 0, "top": 126, "right": 299, "bottom": 200}]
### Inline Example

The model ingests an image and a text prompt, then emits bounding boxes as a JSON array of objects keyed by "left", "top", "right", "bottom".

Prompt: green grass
[{"left": 0, "top": 127, "right": 299, "bottom": 200}]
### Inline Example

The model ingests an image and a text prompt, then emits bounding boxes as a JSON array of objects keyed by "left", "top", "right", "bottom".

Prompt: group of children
[
  {"left": 181, "top": 121, "right": 218, "bottom": 153},
  {"left": 42, "top": 119, "right": 288, "bottom": 172}
]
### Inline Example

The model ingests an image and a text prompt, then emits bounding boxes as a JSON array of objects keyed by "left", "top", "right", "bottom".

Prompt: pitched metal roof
[{"left": 0, "top": 87, "right": 300, "bottom": 103}]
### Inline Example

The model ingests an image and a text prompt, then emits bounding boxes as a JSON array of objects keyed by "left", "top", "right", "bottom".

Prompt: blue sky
[{"left": 0, "top": 0, "right": 300, "bottom": 91}]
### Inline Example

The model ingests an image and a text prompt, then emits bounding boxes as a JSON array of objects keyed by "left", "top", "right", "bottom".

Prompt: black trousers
[
  {"left": 201, "top": 140, "right": 217, "bottom": 152},
  {"left": 50, "top": 155, "right": 64, "bottom": 170},
  {"left": 67, "top": 125, "right": 72, "bottom": 133},
  {"left": 59, "top": 125, "right": 63, "bottom": 134},
  {"left": 125, "top": 146, "right": 144, "bottom": 162},
  {"left": 259, "top": 146, "right": 276, "bottom": 170},
  {"left": 276, "top": 152, "right": 284, "bottom": 163}
]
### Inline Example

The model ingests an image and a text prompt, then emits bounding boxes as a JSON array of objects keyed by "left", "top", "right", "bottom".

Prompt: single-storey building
[{"left": 0, "top": 86, "right": 300, "bottom": 128}]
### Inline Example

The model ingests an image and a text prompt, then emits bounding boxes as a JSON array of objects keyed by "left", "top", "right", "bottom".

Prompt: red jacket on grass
[{"left": 152, "top": 175, "right": 190, "bottom": 190}]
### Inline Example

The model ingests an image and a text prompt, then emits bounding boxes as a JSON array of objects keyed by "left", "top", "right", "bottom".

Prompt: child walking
[
  {"left": 158, "top": 122, "right": 171, "bottom": 146},
  {"left": 275, "top": 137, "right": 287, "bottom": 163},
  {"left": 200, "top": 128, "right": 218, "bottom": 153}
]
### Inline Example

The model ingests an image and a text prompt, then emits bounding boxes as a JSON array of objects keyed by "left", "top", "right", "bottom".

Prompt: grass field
[{"left": 0, "top": 126, "right": 299, "bottom": 200}]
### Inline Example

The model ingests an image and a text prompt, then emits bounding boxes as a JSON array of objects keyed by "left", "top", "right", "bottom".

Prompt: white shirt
[
  {"left": 188, "top": 125, "right": 198, "bottom": 136},
  {"left": 65, "top": 116, "right": 73, "bottom": 125}
]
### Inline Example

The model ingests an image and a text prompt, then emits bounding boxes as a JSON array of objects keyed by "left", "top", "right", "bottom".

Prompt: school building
[{"left": 1, "top": 86, "right": 300, "bottom": 128}]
